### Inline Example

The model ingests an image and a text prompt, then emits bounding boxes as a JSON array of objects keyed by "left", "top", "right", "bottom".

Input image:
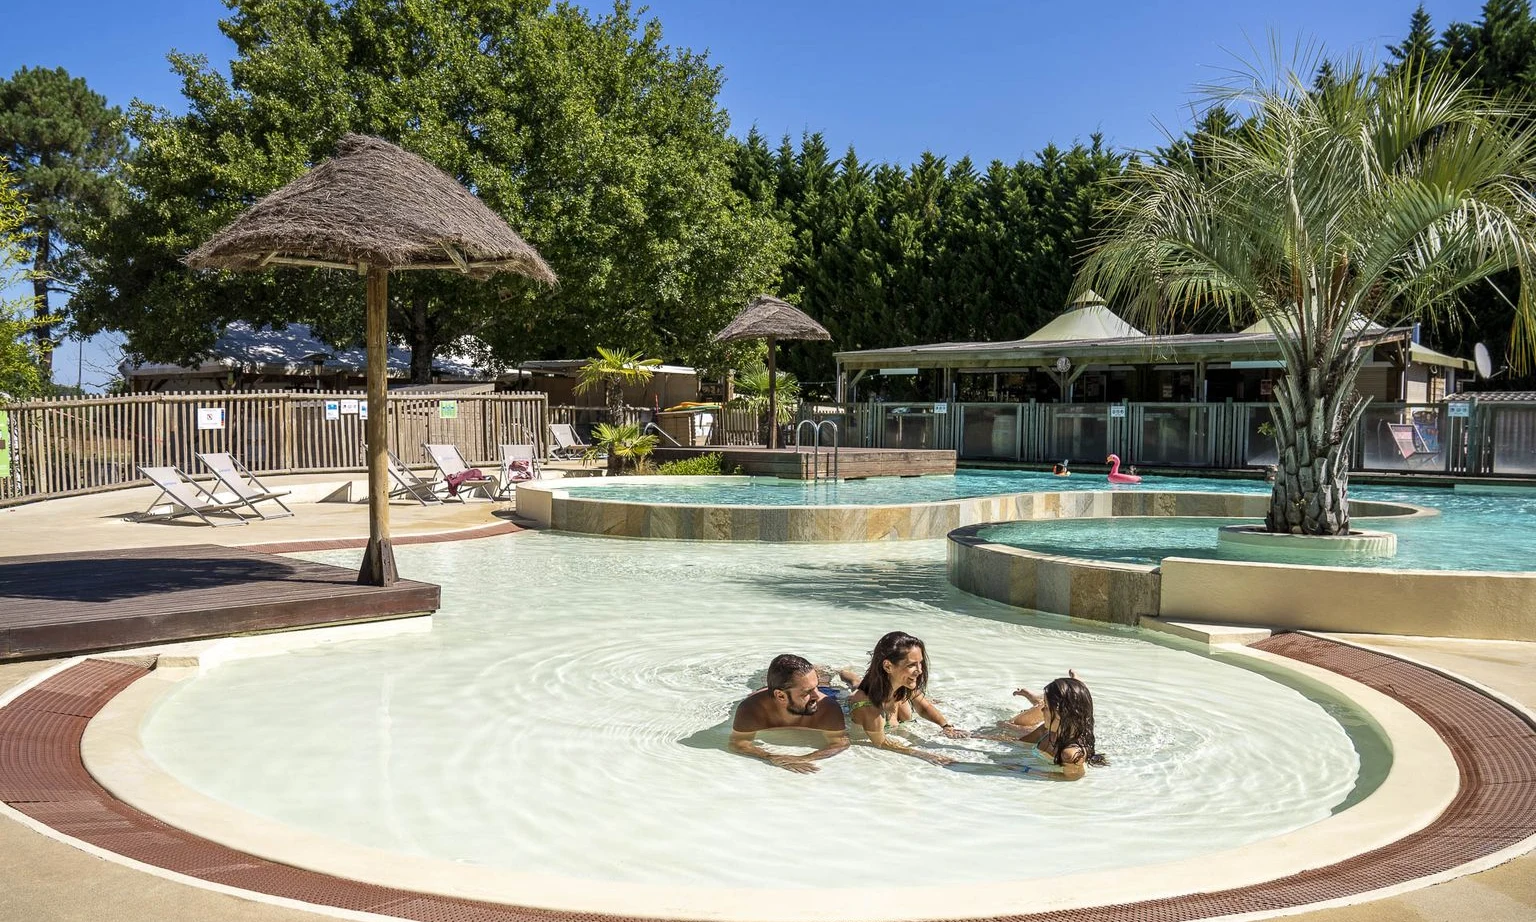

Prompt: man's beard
[{"left": 786, "top": 699, "right": 817, "bottom": 717}]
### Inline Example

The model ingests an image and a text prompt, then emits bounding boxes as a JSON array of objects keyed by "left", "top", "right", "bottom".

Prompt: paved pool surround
[{"left": 516, "top": 478, "right": 1429, "bottom": 543}]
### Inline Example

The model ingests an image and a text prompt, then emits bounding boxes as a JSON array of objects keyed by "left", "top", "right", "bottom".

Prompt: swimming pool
[
  {"left": 553, "top": 472, "right": 1536, "bottom": 571},
  {"left": 140, "top": 533, "right": 1387, "bottom": 891}
]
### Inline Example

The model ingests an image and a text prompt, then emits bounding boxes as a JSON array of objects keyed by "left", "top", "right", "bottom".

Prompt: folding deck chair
[
  {"left": 127, "top": 466, "right": 249, "bottom": 526},
  {"left": 385, "top": 450, "right": 443, "bottom": 505},
  {"left": 196, "top": 452, "right": 294, "bottom": 520},
  {"left": 1385, "top": 422, "right": 1439, "bottom": 469},
  {"left": 548, "top": 423, "right": 594, "bottom": 460},
  {"left": 423, "top": 443, "right": 498, "bottom": 501},
  {"left": 496, "top": 443, "right": 541, "bottom": 499}
]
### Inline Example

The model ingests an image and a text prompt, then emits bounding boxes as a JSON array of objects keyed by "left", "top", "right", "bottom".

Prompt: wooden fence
[{"left": 0, "top": 391, "right": 548, "bottom": 504}]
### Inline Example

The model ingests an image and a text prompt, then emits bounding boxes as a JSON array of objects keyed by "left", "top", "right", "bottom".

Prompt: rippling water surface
[{"left": 142, "top": 533, "right": 1384, "bottom": 887}]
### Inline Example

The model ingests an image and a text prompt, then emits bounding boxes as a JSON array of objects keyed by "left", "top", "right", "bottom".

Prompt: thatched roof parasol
[
  {"left": 185, "top": 134, "right": 555, "bottom": 587},
  {"left": 186, "top": 134, "right": 555, "bottom": 282},
  {"left": 713, "top": 295, "right": 830, "bottom": 449},
  {"left": 713, "top": 295, "right": 831, "bottom": 344}
]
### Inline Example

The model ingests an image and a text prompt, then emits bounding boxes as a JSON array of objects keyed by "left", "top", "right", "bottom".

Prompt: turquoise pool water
[{"left": 562, "top": 472, "right": 1536, "bottom": 571}]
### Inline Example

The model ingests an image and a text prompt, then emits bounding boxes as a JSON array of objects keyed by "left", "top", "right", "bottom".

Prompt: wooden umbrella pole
[
  {"left": 766, "top": 336, "right": 778, "bottom": 449},
  {"left": 359, "top": 266, "right": 398, "bottom": 586}
]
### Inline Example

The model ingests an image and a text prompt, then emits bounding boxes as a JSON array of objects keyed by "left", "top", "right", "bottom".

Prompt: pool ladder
[{"left": 795, "top": 419, "right": 840, "bottom": 481}]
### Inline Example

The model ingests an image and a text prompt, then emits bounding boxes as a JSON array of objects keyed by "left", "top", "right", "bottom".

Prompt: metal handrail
[
  {"left": 794, "top": 419, "right": 840, "bottom": 480},
  {"left": 643, "top": 421, "right": 682, "bottom": 447},
  {"left": 816, "top": 419, "right": 840, "bottom": 480}
]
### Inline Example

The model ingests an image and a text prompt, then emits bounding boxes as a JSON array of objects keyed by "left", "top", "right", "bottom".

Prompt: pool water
[
  {"left": 142, "top": 533, "right": 1386, "bottom": 888},
  {"left": 563, "top": 472, "right": 1536, "bottom": 571}
]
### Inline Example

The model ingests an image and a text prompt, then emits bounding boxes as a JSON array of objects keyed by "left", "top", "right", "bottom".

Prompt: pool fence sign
[
  {"left": 933, "top": 402, "right": 948, "bottom": 414},
  {"left": 1110, "top": 404, "right": 1127, "bottom": 418},
  {"left": 1448, "top": 402, "right": 1472, "bottom": 418},
  {"left": 324, "top": 400, "right": 340, "bottom": 421},
  {"left": 358, "top": 400, "right": 368, "bottom": 420},
  {"left": 439, "top": 400, "right": 459, "bottom": 420},
  {"left": 340, "top": 399, "right": 359, "bottom": 415},
  {"left": 196, "top": 407, "right": 226, "bottom": 430}
]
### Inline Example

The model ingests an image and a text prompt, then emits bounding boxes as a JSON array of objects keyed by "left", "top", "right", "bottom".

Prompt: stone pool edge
[{"left": 65, "top": 630, "right": 1458, "bottom": 922}]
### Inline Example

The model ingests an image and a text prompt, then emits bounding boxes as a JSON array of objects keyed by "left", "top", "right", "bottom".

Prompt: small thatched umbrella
[
  {"left": 187, "top": 134, "right": 555, "bottom": 586},
  {"left": 713, "top": 295, "right": 830, "bottom": 448}
]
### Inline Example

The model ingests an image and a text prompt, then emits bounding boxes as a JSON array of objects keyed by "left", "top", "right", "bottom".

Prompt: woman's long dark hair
[
  {"left": 1045, "top": 677, "right": 1108, "bottom": 766},
  {"left": 857, "top": 631, "right": 929, "bottom": 706}
]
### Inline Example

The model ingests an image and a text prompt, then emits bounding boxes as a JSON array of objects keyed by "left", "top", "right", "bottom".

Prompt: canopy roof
[
  {"left": 1024, "top": 292, "right": 1145, "bottom": 342},
  {"left": 185, "top": 134, "right": 556, "bottom": 283},
  {"left": 713, "top": 295, "right": 831, "bottom": 343}
]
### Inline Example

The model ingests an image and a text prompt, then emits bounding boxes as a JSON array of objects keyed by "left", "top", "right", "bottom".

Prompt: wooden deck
[
  {"left": 651, "top": 446, "right": 956, "bottom": 479},
  {"left": 0, "top": 545, "right": 439, "bottom": 661}
]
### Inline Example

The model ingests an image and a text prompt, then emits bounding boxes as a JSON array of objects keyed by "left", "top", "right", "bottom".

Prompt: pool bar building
[{"left": 830, "top": 292, "right": 1536, "bottom": 476}]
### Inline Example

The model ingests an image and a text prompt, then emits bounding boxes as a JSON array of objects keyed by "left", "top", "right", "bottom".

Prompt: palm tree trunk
[
  {"left": 1266, "top": 368, "right": 1359, "bottom": 535},
  {"left": 606, "top": 379, "right": 623, "bottom": 427}
]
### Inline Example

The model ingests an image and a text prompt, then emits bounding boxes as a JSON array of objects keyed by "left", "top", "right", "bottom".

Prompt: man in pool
[{"left": 730, "top": 654, "right": 849, "bottom": 774}]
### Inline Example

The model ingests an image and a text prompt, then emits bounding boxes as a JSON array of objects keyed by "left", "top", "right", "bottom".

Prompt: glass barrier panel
[
  {"left": 1491, "top": 405, "right": 1536, "bottom": 474},
  {"left": 1243, "top": 405, "right": 1278, "bottom": 467},
  {"left": 1358, "top": 404, "right": 1447, "bottom": 472},
  {"left": 1049, "top": 404, "right": 1107, "bottom": 463},
  {"left": 961, "top": 405, "right": 1018, "bottom": 459},
  {"left": 1136, "top": 404, "right": 1212, "bottom": 466},
  {"left": 884, "top": 407, "right": 937, "bottom": 449}
]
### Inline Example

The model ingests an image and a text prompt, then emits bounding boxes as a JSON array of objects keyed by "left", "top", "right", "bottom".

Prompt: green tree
[
  {"left": 0, "top": 67, "right": 127, "bottom": 375},
  {"left": 72, "top": 0, "right": 785, "bottom": 382},
  {"left": 574, "top": 346, "right": 660, "bottom": 425},
  {"left": 1080, "top": 57, "right": 1536, "bottom": 535},
  {"left": 0, "top": 168, "right": 54, "bottom": 398}
]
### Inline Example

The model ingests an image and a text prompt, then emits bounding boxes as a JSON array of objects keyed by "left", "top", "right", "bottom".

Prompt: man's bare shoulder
[
  {"left": 732, "top": 689, "right": 771, "bottom": 732},
  {"left": 812, "top": 699, "right": 847, "bottom": 731}
]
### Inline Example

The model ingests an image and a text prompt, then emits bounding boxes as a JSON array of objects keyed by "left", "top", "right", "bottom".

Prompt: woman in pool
[
  {"left": 838, "top": 631, "right": 965, "bottom": 765},
  {"left": 1000, "top": 671, "right": 1108, "bottom": 780}
]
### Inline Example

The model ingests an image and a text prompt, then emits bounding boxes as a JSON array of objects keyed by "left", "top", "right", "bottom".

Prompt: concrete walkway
[{"left": 0, "top": 473, "right": 517, "bottom": 558}]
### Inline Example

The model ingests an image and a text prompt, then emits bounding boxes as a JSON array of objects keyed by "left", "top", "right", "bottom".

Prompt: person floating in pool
[
  {"left": 994, "top": 670, "right": 1108, "bottom": 781},
  {"left": 837, "top": 630, "right": 965, "bottom": 766},
  {"left": 1052, "top": 460, "right": 1071, "bottom": 476},
  {"left": 730, "top": 654, "right": 849, "bottom": 774}
]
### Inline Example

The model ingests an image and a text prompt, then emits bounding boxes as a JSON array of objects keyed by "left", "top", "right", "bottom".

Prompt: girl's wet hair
[
  {"left": 1045, "top": 677, "right": 1109, "bottom": 767},
  {"left": 857, "top": 631, "right": 929, "bottom": 705}
]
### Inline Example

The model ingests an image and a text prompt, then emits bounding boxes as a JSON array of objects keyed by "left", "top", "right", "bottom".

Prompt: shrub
[{"left": 656, "top": 452, "right": 724, "bottom": 476}]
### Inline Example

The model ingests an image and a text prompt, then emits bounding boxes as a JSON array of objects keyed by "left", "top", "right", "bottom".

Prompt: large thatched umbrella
[
  {"left": 713, "top": 295, "right": 830, "bottom": 448},
  {"left": 187, "top": 134, "right": 555, "bottom": 586}
]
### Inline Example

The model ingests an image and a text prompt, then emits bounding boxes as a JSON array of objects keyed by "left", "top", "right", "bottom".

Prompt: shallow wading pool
[{"left": 140, "top": 533, "right": 1388, "bottom": 890}]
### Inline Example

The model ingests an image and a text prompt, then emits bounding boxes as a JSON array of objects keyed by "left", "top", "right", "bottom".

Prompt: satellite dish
[{"left": 1474, "top": 342, "right": 1494, "bottom": 380}]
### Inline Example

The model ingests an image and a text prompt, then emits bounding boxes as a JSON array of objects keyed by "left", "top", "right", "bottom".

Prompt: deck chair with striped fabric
[
  {"left": 496, "top": 443, "right": 541, "bottom": 499},
  {"left": 385, "top": 450, "right": 443, "bottom": 505},
  {"left": 424, "top": 443, "right": 498, "bottom": 501},
  {"left": 196, "top": 452, "right": 294, "bottom": 520},
  {"left": 127, "top": 466, "right": 250, "bottom": 526}
]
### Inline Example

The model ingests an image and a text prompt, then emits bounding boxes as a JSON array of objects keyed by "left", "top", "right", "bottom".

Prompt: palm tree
[
  {"left": 1079, "top": 55, "right": 1536, "bottom": 535},
  {"left": 574, "top": 347, "right": 662, "bottom": 425},
  {"left": 584, "top": 422, "right": 659, "bottom": 475}
]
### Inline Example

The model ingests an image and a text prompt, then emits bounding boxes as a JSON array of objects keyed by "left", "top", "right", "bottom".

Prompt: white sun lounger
[
  {"left": 496, "top": 443, "right": 541, "bottom": 498},
  {"left": 127, "top": 466, "right": 250, "bottom": 526},
  {"left": 423, "top": 443, "right": 498, "bottom": 501},
  {"left": 549, "top": 423, "right": 594, "bottom": 460},
  {"left": 196, "top": 452, "right": 294, "bottom": 520},
  {"left": 385, "top": 450, "right": 443, "bottom": 505}
]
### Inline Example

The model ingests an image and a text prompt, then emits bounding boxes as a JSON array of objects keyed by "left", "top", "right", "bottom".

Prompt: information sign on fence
[
  {"left": 439, "top": 400, "right": 459, "bottom": 419},
  {"left": 324, "top": 400, "right": 340, "bottom": 421},
  {"left": 1448, "top": 402, "right": 1471, "bottom": 418},
  {"left": 340, "top": 399, "right": 359, "bottom": 415},
  {"left": 1110, "top": 404, "right": 1127, "bottom": 418},
  {"left": 358, "top": 400, "right": 368, "bottom": 420},
  {"left": 196, "top": 407, "right": 226, "bottom": 430},
  {"left": 933, "top": 402, "right": 948, "bottom": 414}
]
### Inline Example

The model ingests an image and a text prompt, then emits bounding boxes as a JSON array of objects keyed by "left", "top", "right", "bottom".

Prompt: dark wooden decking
[
  {"left": 0, "top": 545, "right": 439, "bottom": 661},
  {"left": 651, "top": 446, "right": 956, "bottom": 479}
]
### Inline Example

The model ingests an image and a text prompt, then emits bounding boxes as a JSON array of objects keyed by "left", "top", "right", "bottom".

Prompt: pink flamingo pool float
[{"left": 1105, "top": 453, "right": 1141, "bottom": 484}]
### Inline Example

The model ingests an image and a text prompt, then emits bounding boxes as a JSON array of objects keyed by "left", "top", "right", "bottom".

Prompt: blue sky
[{"left": 1, "top": 0, "right": 1490, "bottom": 388}]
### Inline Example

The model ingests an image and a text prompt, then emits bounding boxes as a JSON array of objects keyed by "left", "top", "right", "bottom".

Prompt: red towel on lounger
[{"left": 445, "top": 468, "right": 485, "bottom": 496}]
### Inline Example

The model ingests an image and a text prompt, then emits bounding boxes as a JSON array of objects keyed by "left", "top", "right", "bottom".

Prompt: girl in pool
[
  {"left": 838, "top": 631, "right": 966, "bottom": 766},
  {"left": 999, "top": 670, "right": 1108, "bottom": 780}
]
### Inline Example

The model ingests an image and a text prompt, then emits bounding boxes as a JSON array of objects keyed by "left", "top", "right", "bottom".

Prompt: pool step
[{"left": 1139, "top": 616, "right": 1273, "bottom": 646}]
